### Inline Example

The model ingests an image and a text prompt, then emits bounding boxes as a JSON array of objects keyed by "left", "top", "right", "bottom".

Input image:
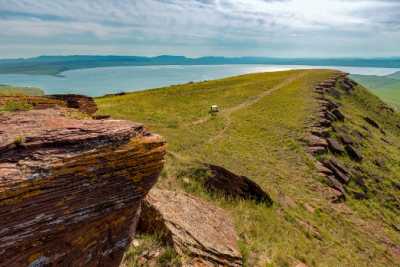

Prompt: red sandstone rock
[
  {"left": 139, "top": 189, "right": 243, "bottom": 267},
  {"left": 307, "top": 135, "right": 328, "bottom": 147},
  {"left": 203, "top": 164, "right": 272, "bottom": 205},
  {"left": 0, "top": 108, "right": 166, "bottom": 267},
  {"left": 46, "top": 94, "right": 98, "bottom": 115}
]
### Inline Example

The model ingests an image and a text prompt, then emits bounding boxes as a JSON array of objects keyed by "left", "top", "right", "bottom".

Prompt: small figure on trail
[{"left": 209, "top": 105, "right": 219, "bottom": 116}]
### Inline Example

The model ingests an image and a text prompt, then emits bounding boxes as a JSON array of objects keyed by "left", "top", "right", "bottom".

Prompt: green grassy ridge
[
  {"left": 96, "top": 70, "right": 400, "bottom": 266},
  {"left": 0, "top": 85, "right": 44, "bottom": 96}
]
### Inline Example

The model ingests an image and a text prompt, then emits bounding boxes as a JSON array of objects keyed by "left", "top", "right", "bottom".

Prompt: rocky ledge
[
  {"left": 306, "top": 72, "right": 357, "bottom": 201},
  {"left": 0, "top": 108, "right": 166, "bottom": 267},
  {"left": 139, "top": 189, "right": 243, "bottom": 267}
]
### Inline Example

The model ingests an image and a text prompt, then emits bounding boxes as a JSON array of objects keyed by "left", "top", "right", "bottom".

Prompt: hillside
[
  {"left": 351, "top": 73, "right": 400, "bottom": 109},
  {"left": 387, "top": 71, "right": 400, "bottom": 80},
  {"left": 1, "top": 55, "right": 400, "bottom": 76},
  {"left": 0, "top": 84, "right": 43, "bottom": 96},
  {"left": 96, "top": 70, "right": 400, "bottom": 266}
]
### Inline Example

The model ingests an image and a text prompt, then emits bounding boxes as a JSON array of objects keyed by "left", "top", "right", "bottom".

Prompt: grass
[
  {"left": 96, "top": 69, "right": 400, "bottom": 266},
  {"left": 0, "top": 85, "right": 44, "bottom": 96},
  {"left": 0, "top": 100, "right": 32, "bottom": 112},
  {"left": 121, "top": 234, "right": 180, "bottom": 267},
  {"left": 351, "top": 74, "right": 400, "bottom": 110}
]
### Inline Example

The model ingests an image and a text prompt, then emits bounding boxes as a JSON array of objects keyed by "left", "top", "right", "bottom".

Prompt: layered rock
[
  {"left": 306, "top": 73, "right": 360, "bottom": 201},
  {"left": 0, "top": 108, "right": 166, "bottom": 267},
  {"left": 139, "top": 189, "right": 243, "bottom": 267},
  {"left": 46, "top": 94, "right": 98, "bottom": 115},
  {"left": 187, "top": 164, "right": 273, "bottom": 205}
]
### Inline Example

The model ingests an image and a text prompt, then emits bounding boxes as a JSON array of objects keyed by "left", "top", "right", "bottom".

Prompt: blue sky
[{"left": 0, "top": 0, "right": 399, "bottom": 58}]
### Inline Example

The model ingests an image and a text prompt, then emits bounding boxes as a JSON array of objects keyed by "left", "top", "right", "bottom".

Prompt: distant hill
[
  {"left": 351, "top": 72, "right": 400, "bottom": 109},
  {"left": 387, "top": 71, "right": 400, "bottom": 80},
  {"left": 0, "top": 55, "right": 400, "bottom": 76},
  {"left": 0, "top": 84, "right": 44, "bottom": 96}
]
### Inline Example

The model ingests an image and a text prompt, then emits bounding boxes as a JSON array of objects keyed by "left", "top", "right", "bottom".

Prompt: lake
[{"left": 0, "top": 64, "right": 399, "bottom": 97}]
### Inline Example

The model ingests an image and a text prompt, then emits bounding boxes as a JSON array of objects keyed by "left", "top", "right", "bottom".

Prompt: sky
[{"left": 0, "top": 0, "right": 399, "bottom": 58}]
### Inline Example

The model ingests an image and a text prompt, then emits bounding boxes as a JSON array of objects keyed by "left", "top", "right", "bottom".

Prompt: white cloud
[{"left": 0, "top": 0, "right": 399, "bottom": 57}]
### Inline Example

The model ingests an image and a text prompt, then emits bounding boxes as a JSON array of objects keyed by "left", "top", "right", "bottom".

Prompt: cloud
[{"left": 0, "top": 0, "right": 399, "bottom": 57}]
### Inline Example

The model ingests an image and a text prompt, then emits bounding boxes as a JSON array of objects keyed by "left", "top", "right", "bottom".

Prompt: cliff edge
[{"left": 0, "top": 107, "right": 166, "bottom": 267}]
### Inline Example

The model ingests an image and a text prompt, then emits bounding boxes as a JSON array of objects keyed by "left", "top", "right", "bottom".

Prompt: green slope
[
  {"left": 96, "top": 70, "right": 400, "bottom": 267},
  {"left": 351, "top": 74, "right": 400, "bottom": 109},
  {"left": 0, "top": 84, "right": 44, "bottom": 96},
  {"left": 387, "top": 71, "right": 400, "bottom": 80}
]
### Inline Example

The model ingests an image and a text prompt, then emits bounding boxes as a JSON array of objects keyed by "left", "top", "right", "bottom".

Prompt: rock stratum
[
  {"left": 0, "top": 107, "right": 166, "bottom": 267},
  {"left": 139, "top": 189, "right": 243, "bottom": 267}
]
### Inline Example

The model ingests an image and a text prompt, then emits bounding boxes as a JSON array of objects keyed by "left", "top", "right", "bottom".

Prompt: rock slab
[
  {"left": 139, "top": 189, "right": 243, "bottom": 267},
  {"left": 0, "top": 108, "right": 166, "bottom": 267},
  {"left": 204, "top": 164, "right": 273, "bottom": 205}
]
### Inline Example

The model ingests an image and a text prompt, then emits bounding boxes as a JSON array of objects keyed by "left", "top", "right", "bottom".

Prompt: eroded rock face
[
  {"left": 204, "top": 164, "right": 273, "bottom": 205},
  {"left": 139, "top": 189, "right": 243, "bottom": 267},
  {"left": 47, "top": 94, "right": 98, "bottom": 115},
  {"left": 307, "top": 72, "right": 356, "bottom": 201},
  {"left": 0, "top": 108, "right": 166, "bottom": 267}
]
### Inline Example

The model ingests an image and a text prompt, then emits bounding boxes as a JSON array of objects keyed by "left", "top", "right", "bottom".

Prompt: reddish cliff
[{"left": 0, "top": 108, "right": 165, "bottom": 267}]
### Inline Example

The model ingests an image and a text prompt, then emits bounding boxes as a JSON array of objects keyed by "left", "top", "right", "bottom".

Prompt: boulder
[
  {"left": 331, "top": 109, "right": 345, "bottom": 121},
  {"left": 351, "top": 129, "right": 366, "bottom": 142},
  {"left": 364, "top": 117, "right": 380, "bottom": 129},
  {"left": 327, "top": 138, "right": 345, "bottom": 154},
  {"left": 139, "top": 189, "right": 243, "bottom": 267},
  {"left": 326, "top": 176, "right": 346, "bottom": 195},
  {"left": 46, "top": 94, "right": 98, "bottom": 115},
  {"left": 310, "top": 127, "right": 330, "bottom": 138},
  {"left": 307, "top": 146, "right": 327, "bottom": 155},
  {"left": 345, "top": 145, "right": 363, "bottom": 162},
  {"left": 322, "top": 159, "right": 350, "bottom": 184},
  {"left": 329, "top": 88, "right": 341, "bottom": 99},
  {"left": 315, "top": 162, "right": 333, "bottom": 175},
  {"left": 203, "top": 164, "right": 273, "bottom": 205},
  {"left": 326, "top": 111, "right": 338, "bottom": 122},
  {"left": 0, "top": 108, "right": 166, "bottom": 267},
  {"left": 315, "top": 118, "right": 332, "bottom": 128},
  {"left": 183, "top": 164, "right": 273, "bottom": 205},
  {"left": 340, "top": 79, "right": 355, "bottom": 93},
  {"left": 307, "top": 135, "right": 328, "bottom": 147},
  {"left": 339, "top": 134, "right": 354, "bottom": 145}
]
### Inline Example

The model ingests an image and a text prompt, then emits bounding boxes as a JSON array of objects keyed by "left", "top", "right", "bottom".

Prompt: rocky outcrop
[
  {"left": 178, "top": 164, "right": 272, "bottom": 205},
  {"left": 47, "top": 94, "right": 98, "bottom": 115},
  {"left": 203, "top": 164, "right": 273, "bottom": 205},
  {"left": 306, "top": 73, "right": 361, "bottom": 201},
  {"left": 0, "top": 108, "right": 166, "bottom": 267},
  {"left": 364, "top": 117, "right": 380, "bottom": 129},
  {"left": 139, "top": 189, "right": 243, "bottom": 267}
]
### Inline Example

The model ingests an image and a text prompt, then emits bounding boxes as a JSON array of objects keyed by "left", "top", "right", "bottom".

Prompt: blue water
[{"left": 0, "top": 64, "right": 398, "bottom": 97}]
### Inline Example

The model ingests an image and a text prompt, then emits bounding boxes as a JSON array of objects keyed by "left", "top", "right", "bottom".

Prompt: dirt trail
[
  {"left": 191, "top": 72, "right": 307, "bottom": 127},
  {"left": 189, "top": 72, "right": 307, "bottom": 143}
]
